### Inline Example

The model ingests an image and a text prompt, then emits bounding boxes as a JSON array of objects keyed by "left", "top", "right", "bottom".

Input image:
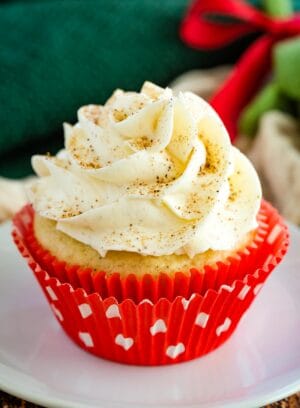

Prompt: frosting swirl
[{"left": 28, "top": 82, "right": 262, "bottom": 257}]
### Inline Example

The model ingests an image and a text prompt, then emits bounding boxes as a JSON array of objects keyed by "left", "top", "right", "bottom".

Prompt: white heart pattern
[
  {"left": 181, "top": 294, "right": 196, "bottom": 310},
  {"left": 265, "top": 254, "right": 274, "bottom": 266},
  {"left": 220, "top": 284, "right": 234, "bottom": 293},
  {"left": 216, "top": 317, "right": 231, "bottom": 337},
  {"left": 46, "top": 286, "right": 58, "bottom": 301},
  {"left": 150, "top": 319, "right": 167, "bottom": 335},
  {"left": 21, "top": 213, "right": 31, "bottom": 226},
  {"left": 237, "top": 284, "right": 251, "bottom": 300},
  {"left": 267, "top": 224, "right": 282, "bottom": 244},
  {"left": 35, "top": 264, "right": 42, "bottom": 273},
  {"left": 140, "top": 299, "right": 154, "bottom": 305},
  {"left": 195, "top": 312, "right": 209, "bottom": 328},
  {"left": 78, "top": 303, "right": 92, "bottom": 319},
  {"left": 115, "top": 334, "right": 134, "bottom": 351},
  {"left": 51, "top": 303, "right": 63, "bottom": 322},
  {"left": 166, "top": 343, "right": 185, "bottom": 359},
  {"left": 78, "top": 331, "right": 94, "bottom": 347},
  {"left": 254, "top": 283, "right": 263, "bottom": 296},
  {"left": 106, "top": 304, "right": 121, "bottom": 319}
]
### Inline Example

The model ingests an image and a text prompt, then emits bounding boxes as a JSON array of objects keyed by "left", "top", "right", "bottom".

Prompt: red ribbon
[{"left": 180, "top": 0, "right": 300, "bottom": 140}]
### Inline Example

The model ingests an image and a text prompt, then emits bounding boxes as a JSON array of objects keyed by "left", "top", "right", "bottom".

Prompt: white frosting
[{"left": 28, "top": 82, "right": 262, "bottom": 257}]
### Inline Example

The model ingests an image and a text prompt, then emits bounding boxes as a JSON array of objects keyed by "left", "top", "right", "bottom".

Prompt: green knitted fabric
[{"left": 1, "top": 0, "right": 298, "bottom": 177}]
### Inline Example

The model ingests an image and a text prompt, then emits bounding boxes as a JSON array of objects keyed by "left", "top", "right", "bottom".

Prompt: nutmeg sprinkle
[{"left": 29, "top": 81, "right": 261, "bottom": 259}]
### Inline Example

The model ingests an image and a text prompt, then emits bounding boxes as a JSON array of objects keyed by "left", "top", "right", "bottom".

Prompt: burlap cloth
[{"left": 1, "top": 67, "right": 299, "bottom": 406}]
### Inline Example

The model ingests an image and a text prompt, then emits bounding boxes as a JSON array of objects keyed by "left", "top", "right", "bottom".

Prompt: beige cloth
[
  {"left": 169, "top": 66, "right": 232, "bottom": 99},
  {"left": 0, "top": 177, "right": 33, "bottom": 223},
  {"left": 250, "top": 111, "right": 300, "bottom": 224}
]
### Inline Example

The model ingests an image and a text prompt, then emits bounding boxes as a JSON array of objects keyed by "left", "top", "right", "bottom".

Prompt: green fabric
[
  {"left": 275, "top": 37, "right": 300, "bottom": 101},
  {"left": 0, "top": 0, "right": 299, "bottom": 178},
  {"left": 239, "top": 35, "right": 300, "bottom": 136},
  {"left": 262, "top": 0, "right": 293, "bottom": 17},
  {"left": 239, "top": 82, "right": 293, "bottom": 137}
]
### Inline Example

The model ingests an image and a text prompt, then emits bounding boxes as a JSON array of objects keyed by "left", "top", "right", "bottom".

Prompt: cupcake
[{"left": 13, "top": 82, "right": 289, "bottom": 365}]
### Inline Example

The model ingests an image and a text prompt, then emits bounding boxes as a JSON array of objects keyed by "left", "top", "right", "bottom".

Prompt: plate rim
[
  {"left": 1, "top": 367, "right": 300, "bottom": 408},
  {"left": 0, "top": 220, "right": 300, "bottom": 408}
]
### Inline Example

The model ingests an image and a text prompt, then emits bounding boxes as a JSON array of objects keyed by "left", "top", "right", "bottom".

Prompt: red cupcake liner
[
  {"left": 12, "top": 201, "right": 289, "bottom": 365},
  {"left": 14, "top": 202, "right": 282, "bottom": 304}
]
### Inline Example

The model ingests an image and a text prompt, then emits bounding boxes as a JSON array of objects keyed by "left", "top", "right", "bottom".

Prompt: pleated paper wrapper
[{"left": 12, "top": 201, "right": 289, "bottom": 365}]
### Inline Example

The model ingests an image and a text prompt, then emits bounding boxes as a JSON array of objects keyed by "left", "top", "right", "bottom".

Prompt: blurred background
[
  {"left": 0, "top": 0, "right": 264, "bottom": 178},
  {"left": 1, "top": 0, "right": 300, "bottom": 224}
]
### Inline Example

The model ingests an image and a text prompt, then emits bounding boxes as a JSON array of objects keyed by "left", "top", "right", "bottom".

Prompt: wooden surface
[{"left": 1, "top": 390, "right": 300, "bottom": 407}]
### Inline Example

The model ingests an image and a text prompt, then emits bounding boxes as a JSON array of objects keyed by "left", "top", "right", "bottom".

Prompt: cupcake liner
[
  {"left": 15, "top": 202, "right": 282, "bottom": 304},
  {"left": 12, "top": 201, "right": 289, "bottom": 365}
]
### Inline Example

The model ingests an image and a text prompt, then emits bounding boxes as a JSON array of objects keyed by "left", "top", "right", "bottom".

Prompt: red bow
[{"left": 180, "top": 0, "right": 300, "bottom": 140}]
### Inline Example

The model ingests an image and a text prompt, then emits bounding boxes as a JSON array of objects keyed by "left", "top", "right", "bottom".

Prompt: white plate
[{"left": 0, "top": 221, "right": 300, "bottom": 408}]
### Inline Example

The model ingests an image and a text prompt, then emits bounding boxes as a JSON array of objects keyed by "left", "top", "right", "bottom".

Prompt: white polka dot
[
  {"left": 35, "top": 265, "right": 42, "bottom": 273},
  {"left": 46, "top": 286, "right": 58, "bottom": 301},
  {"left": 254, "top": 283, "right": 264, "bottom": 296},
  {"left": 267, "top": 224, "right": 282, "bottom": 244},
  {"left": 51, "top": 304, "right": 63, "bottom": 322},
  {"left": 260, "top": 222, "right": 269, "bottom": 229},
  {"left": 238, "top": 285, "right": 251, "bottom": 300},
  {"left": 220, "top": 284, "right": 234, "bottom": 293},
  {"left": 216, "top": 317, "right": 231, "bottom": 337},
  {"left": 265, "top": 254, "right": 274, "bottom": 266},
  {"left": 166, "top": 343, "right": 185, "bottom": 359},
  {"left": 105, "top": 304, "right": 121, "bottom": 319},
  {"left": 78, "top": 303, "right": 92, "bottom": 319},
  {"left": 243, "top": 248, "right": 250, "bottom": 256},
  {"left": 78, "top": 332, "right": 94, "bottom": 347},
  {"left": 150, "top": 319, "right": 167, "bottom": 335},
  {"left": 21, "top": 213, "right": 31, "bottom": 225},
  {"left": 115, "top": 334, "right": 134, "bottom": 351},
  {"left": 195, "top": 312, "right": 209, "bottom": 328},
  {"left": 140, "top": 299, "right": 153, "bottom": 305},
  {"left": 181, "top": 294, "right": 196, "bottom": 310}
]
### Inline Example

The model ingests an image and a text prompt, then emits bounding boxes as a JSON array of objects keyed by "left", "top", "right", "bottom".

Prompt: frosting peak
[{"left": 28, "top": 82, "right": 262, "bottom": 257}]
